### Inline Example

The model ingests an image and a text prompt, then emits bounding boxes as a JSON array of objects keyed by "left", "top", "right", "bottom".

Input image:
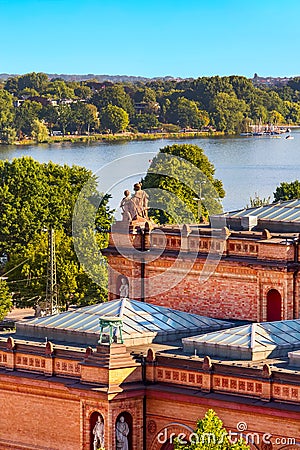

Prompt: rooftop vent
[{"left": 241, "top": 215, "right": 258, "bottom": 231}]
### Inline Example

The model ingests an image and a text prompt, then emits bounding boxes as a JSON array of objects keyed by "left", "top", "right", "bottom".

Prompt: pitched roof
[
  {"left": 212, "top": 199, "right": 300, "bottom": 233},
  {"left": 227, "top": 199, "right": 300, "bottom": 222},
  {"left": 16, "top": 298, "right": 233, "bottom": 347},
  {"left": 183, "top": 319, "right": 300, "bottom": 360}
]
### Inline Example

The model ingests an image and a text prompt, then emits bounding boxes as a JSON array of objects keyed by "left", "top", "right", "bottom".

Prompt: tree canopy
[
  {"left": 0, "top": 157, "right": 113, "bottom": 308},
  {"left": 142, "top": 144, "right": 225, "bottom": 224},
  {"left": 0, "top": 279, "right": 13, "bottom": 321},
  {"left": 100, "top": 105, "right": 129, "bottom": 133},
  {"left": 2, "top": 71, "right": 300, "bottom": 144},
  {"left": 274, "top": 180, "right": 300, "bottom": 202}
]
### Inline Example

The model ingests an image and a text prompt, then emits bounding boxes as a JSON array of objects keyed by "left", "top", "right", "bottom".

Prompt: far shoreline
[
  {"left": 7, "top": 130, "right": 225, "bottom": 147},
  {"left": 3, "top": 126, "right": 299, "bottom": 147}
]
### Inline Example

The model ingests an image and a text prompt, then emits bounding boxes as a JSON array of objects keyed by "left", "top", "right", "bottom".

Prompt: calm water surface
[{"left": 1, "top": 130, "right": 300, "bottom": 212}]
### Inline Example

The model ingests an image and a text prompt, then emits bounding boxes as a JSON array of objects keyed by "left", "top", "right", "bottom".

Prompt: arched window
[
  {"left": 115, "top": 411, "right": 133, "bottom": 450},
  {"left": 267, "top": 289, "right": 282, "bottom": 321}
]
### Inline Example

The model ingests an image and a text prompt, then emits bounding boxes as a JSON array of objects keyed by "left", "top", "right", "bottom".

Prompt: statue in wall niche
[
  {"left": 116, "top": 416, "right": 129, "bottom": 450},
  {"left": 93, "top": 415, "right": 104, "bottom": 450},
  {"left": 119, "top": 278, "right": 129, "bottom": 299}
]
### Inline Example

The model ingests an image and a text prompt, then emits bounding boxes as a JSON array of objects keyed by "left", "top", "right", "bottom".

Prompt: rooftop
[
  {"left": 213, "top": 199, "right": 300, "bottom": 233},
  {"left": 183, "top": 319, "right": 300, "bottom": 360},
  {"left": 16, "top": 298, "right": 234, "bottom": 347}
]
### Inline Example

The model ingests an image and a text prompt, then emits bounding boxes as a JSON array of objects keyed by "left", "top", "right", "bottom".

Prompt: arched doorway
[
  {"left": 267, "top": 289, "right": 282, "bottom": 321},
  {"left": 116, "top": 411, "right": 133, "bottom": 450},
  {"left": 90, "top": 412, "right": 104, "bottom": 450},
  {"left": 161, "top": 443, "right": 174, "bottom": 450}
]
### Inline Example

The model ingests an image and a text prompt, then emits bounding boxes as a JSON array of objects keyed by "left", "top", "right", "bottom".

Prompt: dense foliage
[
  {"left": 0, "top": 279, "right": 13, "bottom": 320},
  {"left": 142, "top": 144, "right": 225, "bottom": 223},
  {"left": 174, "top": 409, "right": 250, "bottom": 450},
  {"left": 274, "top": 180, "right": 300, "bottom": 202},
  {"left": 0, "top": 157, "right": 113, "bottom": 309},
  {"left": 1, "top": 72, "right": 300, "bottom": 142}
]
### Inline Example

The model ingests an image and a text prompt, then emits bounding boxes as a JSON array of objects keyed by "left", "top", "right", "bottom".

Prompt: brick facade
[
  {"left": 0, "top": 335, "right": 299, "bottom": 449},
  {"left": 105, "top": 224, "right": 300, "bottom": 321}
]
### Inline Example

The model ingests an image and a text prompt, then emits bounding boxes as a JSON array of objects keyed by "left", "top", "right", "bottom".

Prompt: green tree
[
  {"left": 39, "top": 104, "right": 59, "bottom": 135},
  {"left": 142, "top": 144, "right": 225, "bottom": 224},
  {"left": 267, "top": 110, "right": 285, "bottom": 124},
  {"left": 167, "top": 97, "right": 205, "bottom": 128},
  {"left": 274, "top": 180, "right": 300, "bottom": 202},
  {"left": 4, "top": 76, "right": 19, "bottom": 96},
  {"left": 31, "top": 119, "right": 49, "bottom": 142},
  {"left": 71, "top": 102, "right": 98, "bottom": 135},
  {"left": 174, "top": 409, "right": 249, "bottom": 450},
  {"left": 0, "top": 90, "right": 14, "bottom": 129},
  {"left": 0, "top": 157, "right": 112, "bottom": 254},
  {"left": 14, "top": 100, "right": 42, "bottom": 136},
  {"left": 0, "top": 127, "right": 17, "bottom": 144},
  {"left": 5, "top": 72, "right": 49, "bottom": 96},
  {"left": 74, "top": 85, "right": 92, "bottom": 100},
  {"left": 249, "top": 104, "right": 268, "bottom": 124},
  {"left": 10, "top": 229, "right": 108, "bottom": 308},
  {"left": 57, "top": 104, "right": 73, "bottom": 135},
  {"left": 91, "top": 84, "right": 134, "bottom": 117},
  {"left": 46, "top": 80, "right": 75, "bottom": 100},
  {"left": 20, "top": 87, "right": 39, "bottom": 97},
  {"left": 284, "top": 101, "right": 300, "bottom": 124},
  {"left": 0, "top": 279, "right": 13, "bottom": 321},
  {"left": 100, "top": 105, "right": 129, "bottom": 133},
  {"left": 211, "top": 93, "right": 248, "bottom": 133},
  {"left": 0, "top": 158, "right": 113, "bottom": 307},
  {"left": 133, "top": 113, "right": 159, "bottom": 132},
  {"left": 189, "top": 76, "right": 235, "bottom": 110},
  {"left": 17, "top": 72, "right": 49, "bottom": 94},
  {"left": 247, "top": 192, "right": 270, "bottom": 208}
]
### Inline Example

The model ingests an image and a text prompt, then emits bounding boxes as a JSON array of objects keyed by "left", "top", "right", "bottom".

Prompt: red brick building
[
  {"left": 1, "top": 200, "right": 300, "bottom": 449},
  {"left": 0, "top": 299, "right": 299, "bottom": 449},
  {"left": 106, "top": 200, "right": 300, "bottom": 323}
]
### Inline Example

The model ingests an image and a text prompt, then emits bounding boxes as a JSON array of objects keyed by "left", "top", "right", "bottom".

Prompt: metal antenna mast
[{"left": 45, "top": 228, "right": 59, "bottom": 314}]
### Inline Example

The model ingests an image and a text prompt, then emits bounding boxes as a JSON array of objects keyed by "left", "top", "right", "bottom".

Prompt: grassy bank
[{"left": 12, "top": 130, "right": 225, "bottom": 146}]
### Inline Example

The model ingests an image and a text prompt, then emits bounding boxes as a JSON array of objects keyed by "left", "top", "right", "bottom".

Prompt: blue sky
[{"left": 1, "top": 0, "right": 300, "bottom": 78}]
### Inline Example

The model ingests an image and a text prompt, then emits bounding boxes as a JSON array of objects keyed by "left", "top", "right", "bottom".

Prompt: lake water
[{"left": 1, "top": 130, "right": 300, "bottom": 214}]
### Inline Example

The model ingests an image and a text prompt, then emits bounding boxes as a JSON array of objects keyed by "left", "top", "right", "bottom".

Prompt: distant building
[{"left": 252, "top": 73, "right": 292, "bottom": 87}]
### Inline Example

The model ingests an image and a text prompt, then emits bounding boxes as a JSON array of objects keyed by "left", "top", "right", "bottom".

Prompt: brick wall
[
  {"left": 107, "top": 253, "right": 292, "bottom": 321},
  {"left": 146, "top": 396, "right": 300, "bottom": 450},
  {"left": 0, "top": 381, "right": 80, "bottom": 450}
]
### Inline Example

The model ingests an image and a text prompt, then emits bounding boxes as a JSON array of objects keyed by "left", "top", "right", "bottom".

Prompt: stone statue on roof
[
  {"left": 120, "top": 190, "right": 134, "bottom": 222},
  {"left": 132, "top": 182, "right": 149, "bottom": 219},
  {"left": 120, "top": 183, "right": 149, "bottom": 222}
]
